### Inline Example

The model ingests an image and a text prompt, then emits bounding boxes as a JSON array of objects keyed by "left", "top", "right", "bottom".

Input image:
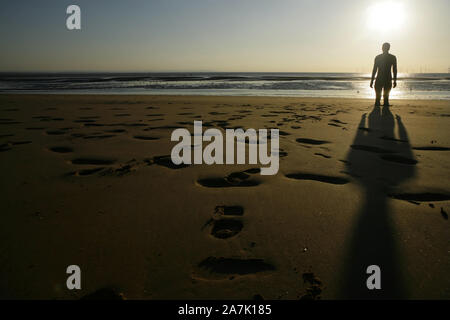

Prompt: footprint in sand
[
  {"left": 314, "top": 152, "right": 331, "bottom": 159},
  {"left": 67, "top": 158, "right": 146, "bottom": 177},
  {"left": 380, "top": 154, "right": 417, "bottom": 165},
  {"left": 209, "top": 111, "right": 228, "bottom": 115},
  {"left": 49, "top": 146, "right": 73, "bottom": 153},
  {"left": 143, "top": 125, "right": 180, "bottom": 131},
  {"left": 100, "top": 159, "right": 142, "bottom": 176},
  {"left": 0, "top": 140, "right": 32, "bottom": 152},
  {"left": 285, "top": 172, "right": 349, "bottom": 185},
  {"left": 195, "top": 199, "right": 275, "bottom": 279},
  {"left": 145, "top": 114, "right": 164, "bottom": 117},
  {"left": 83, "top": 123, "right": 105, "bottom": 128},
  {"left": 328, "top": 122, "right": 342, "bottom": 128},
  {"left": 68, "top": 167, "right": 105, "bottom": 176},
  {"left": 119, "top": 122, "right": 148, "bottom": 128},
  {"left": 277, "top": 148, "right": 288, "bottom": 158},
  {"left": 412, "top": 146, "right": 450, "bottom": 151},
  {"left": 0, "top": 120, "right": 22, "bottom": 125},
  {"left": 351, "top": 144, "right": 418, "bottom": 165},
  {"left": 46, "top": 130, "right": 66, "bottom": 135},
  {"left": 197, "top": 168, "right": 261, "bottom": 188},
  {"left": 146, "top": 155, "right": 190, "bottom": 169},
  {"left": 0, "top": 143, "right": 12, "bottom": 152},
  {"left": 104, "top": 129, "right": 126, "bottom": 133},
  {"left": 350, "top": 144, "right": 393, "bottom": 153},
  {"left": 83, "top": 134, "right": 116, "bottom": 140},
  {"left": 74, "top": 119, "right": 97, "bottom": 123},
  {"left": 133, "top": 135, "right": 159, "bottom": 141},
  {"left": 330, "top": 119, "right": 347, "bottom": 125},
  {"left": 296, "top": 138, "right": 330, "bottom": 145},
  {"left": 358, "top": 127, "right": 372, "bottom": 132},
  {"left": 202, "top": 206, "right": 245, "bottom": 239},
  {"left": 300, "top": 272, "right": 323, "bottom": 300},
  {"left": 11, "top": 141, "right": 32, "bottom": 145},
  {"left": 79, "top": 116, "right": 100, "bottom": 119},
  {"left": 388, "top": 192, "right": 450, "bottom": 203}
]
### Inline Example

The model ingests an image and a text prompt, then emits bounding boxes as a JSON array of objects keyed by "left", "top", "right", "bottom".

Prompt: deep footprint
[
  {"left": 151, "top": 155, "right": 190, "bottom": 169},
  {"left": 314, "top": 153, "right": 331, "bottom": 159},
  {"left": 389, "top": 192, "right": 450, "bottom": 202},
  {"left": 211, "top": 219, "right": 243, "bottom": 239},
  {"left": 133, "top": 135, "right": 159, "bottom": 140},
  {"left": 412, "top": 146, "right": 450, "bottom": 151},
  {"left": 198, "top": 177, "right": 259, "bottom": 188},
  {"left": 198, "top": 169, "right": 261, "bottom": 188},
  {"left": 296, "top": 138, "right": 330, "bottom": 145},
  {"left": 83, "top": 134, "right": 116, "bottom": 140},
  {"left": 0, "top": 144, "right": 12, "bottom": 152},
  {"left": 46, "top": 130, "right": 66, "bottom": 135},
  {"left": 351, "top": 144, "right": 393, "bottom": 153},
  {"left": 380, "top": 154, "right": 417, "bottom": 165},
  {"left": 285, "top": 173, "right": 349, "bottom": 185},
  {"left": 49, "top": 146, "right": 73, "bottom": 153}
]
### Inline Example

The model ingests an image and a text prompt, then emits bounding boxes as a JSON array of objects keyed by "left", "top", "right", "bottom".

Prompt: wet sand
[{"left": 0, "top": 94, "right": 449, "bottom": 299}]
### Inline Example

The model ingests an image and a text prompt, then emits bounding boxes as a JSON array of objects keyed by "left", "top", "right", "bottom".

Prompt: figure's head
[{"left": 382, "top": 42, "right": 391, "bottom": 53}]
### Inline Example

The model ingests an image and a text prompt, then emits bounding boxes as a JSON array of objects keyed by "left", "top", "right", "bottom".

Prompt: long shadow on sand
[{"left": 340, "top": 105, "right": 416, "bottom": 299}]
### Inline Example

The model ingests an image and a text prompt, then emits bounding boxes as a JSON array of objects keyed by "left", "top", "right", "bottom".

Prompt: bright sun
[{"left": 367, "top": 2, "right": 406, "bottom": 32}]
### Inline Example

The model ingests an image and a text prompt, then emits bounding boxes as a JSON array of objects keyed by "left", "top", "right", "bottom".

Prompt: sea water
[{"left": 0, "top": 72, "right": 449, "bottom": 100}]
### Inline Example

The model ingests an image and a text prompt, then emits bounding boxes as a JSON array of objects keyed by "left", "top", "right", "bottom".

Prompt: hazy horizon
[
  {"left": 0, "top": 71, "right": 448, "bottom": 75},
  {"left": 1, "top": 0, "right": 448, "bottom": 73}
]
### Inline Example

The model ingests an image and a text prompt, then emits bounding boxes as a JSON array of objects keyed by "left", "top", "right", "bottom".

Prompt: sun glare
[{"left": 367, "top": 2, "right": 406, "bottom": 32}]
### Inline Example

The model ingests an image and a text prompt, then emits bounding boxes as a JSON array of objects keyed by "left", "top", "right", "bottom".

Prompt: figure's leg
[
  {"left": 383, "top": 83, "right": 392, "bottom": 106},
  {"left": 375, "top": 81, "right": 382, "bottom": 106}
]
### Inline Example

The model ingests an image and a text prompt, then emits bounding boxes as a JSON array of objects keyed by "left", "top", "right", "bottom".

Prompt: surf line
[{"left": 170, "top": 121, "right": 279, "bottom": 175}]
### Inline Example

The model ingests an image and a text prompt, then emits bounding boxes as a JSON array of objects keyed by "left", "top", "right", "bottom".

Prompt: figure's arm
[
  {"left": 393, "top": 56, "right": 397, "bottom": 88},
  {"left": 370, "top": 58, "right": 377, "bottom": 88}
]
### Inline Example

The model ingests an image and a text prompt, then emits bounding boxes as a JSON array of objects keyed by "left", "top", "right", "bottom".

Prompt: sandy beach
[{"left": 0, "top": 94, "right": 448, "bottom": 299}]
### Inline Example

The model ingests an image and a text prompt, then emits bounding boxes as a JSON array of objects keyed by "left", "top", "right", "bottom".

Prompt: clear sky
[{"left": 0, "top": 0, "right": 448, "bottom": 73}]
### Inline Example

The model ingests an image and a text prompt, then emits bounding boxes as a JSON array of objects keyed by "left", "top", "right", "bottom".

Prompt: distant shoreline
[
  {"left": 0, "top": 92, "right": 449, "bottom": 101},
  {"left": 1, "top": 72, "right": 448, "bottom": 100},
  {"left": 0, "top": 93, "right": 448, "bottom": 104}
]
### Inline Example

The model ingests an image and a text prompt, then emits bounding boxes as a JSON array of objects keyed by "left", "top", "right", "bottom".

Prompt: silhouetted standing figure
[{"left": 370, "top": 43, "right": 397, "bottom": 106}]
